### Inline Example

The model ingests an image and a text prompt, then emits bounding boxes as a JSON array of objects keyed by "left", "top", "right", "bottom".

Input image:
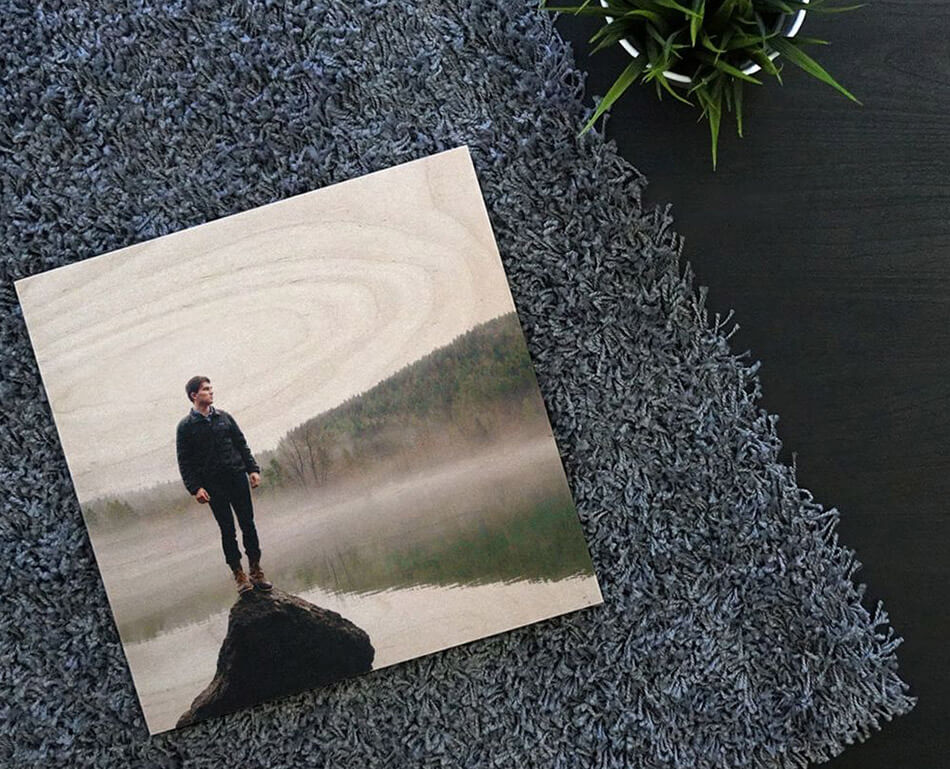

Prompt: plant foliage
[{"left": 542, "top": 0, "right": 861, "bottom": 167}]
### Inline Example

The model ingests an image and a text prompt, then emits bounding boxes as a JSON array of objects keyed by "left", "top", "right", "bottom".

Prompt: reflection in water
[
  {"left": 302, "top": 576, "right": 603, "bottom": 670},
  {"left": 283, "top": 491, "right": 594, "bottom": 598},
  {"left": 115, "top": 437, "right": 596, "bottom": 645},
  {"left": 127, "top": 573, "right": 603, "bottom": 733}
]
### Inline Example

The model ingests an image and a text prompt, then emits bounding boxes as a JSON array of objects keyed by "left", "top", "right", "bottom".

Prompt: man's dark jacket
[{"left": 176, "top": 408, "right": 260, "bottom": 495}]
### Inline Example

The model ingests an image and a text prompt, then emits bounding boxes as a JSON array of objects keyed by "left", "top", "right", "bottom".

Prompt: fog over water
[
  {"left": 16, "top": 148, "right": 515, "bottom": 501},
  {"left": 15, "top": 149, "right": 604, "bottom": 737},
  {"left": 105, "top": 435, "right": 601, "bottom": 733}
]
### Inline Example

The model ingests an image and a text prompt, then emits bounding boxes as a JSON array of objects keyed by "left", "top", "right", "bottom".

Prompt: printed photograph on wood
[{"left": 15, "top": 146, "right": 602, "bottom": 733}]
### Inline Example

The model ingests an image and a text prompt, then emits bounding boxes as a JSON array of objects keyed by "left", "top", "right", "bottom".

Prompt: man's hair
[{"left": 185, "top": 375, "right": 210, "bottom": 403}]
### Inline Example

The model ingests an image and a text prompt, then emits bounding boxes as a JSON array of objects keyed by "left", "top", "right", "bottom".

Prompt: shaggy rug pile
[{"left": 0, "top": 0, "right": 914, "bottom": 766}]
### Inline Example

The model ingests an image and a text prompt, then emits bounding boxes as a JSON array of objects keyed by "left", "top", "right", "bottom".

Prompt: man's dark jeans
[{"left": 205, "top": 470, "right": 261, "bottom": 569}]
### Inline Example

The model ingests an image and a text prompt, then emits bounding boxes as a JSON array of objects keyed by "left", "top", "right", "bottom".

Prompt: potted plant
[{"left": 541, "top": 0, "right": 862, "bottom": 168}]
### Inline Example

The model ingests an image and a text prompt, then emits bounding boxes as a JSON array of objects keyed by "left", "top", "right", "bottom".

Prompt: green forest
[
  {"left": 265, "top": 311, "right": 548, "bottom": 491},
  {"left": 84, "top": 312, "right": 550, "bottom": 530}
]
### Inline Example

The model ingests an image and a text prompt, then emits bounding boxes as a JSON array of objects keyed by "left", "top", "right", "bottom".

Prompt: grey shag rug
[{"left": 0, "top": 0, "right": 915, "bottom": 767}]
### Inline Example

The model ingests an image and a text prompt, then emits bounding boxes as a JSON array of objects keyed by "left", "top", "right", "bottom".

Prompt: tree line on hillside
[
  {"left": 83, "top": 312, "right": 549, "bottom": 530},
  {"left": 268, "top": 311, "right": 546, "bottom": 489}
]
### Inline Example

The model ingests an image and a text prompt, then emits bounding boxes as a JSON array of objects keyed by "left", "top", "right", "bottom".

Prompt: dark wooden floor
[{"left": 553, "top": 2, "right": 948, "bottom": 766}]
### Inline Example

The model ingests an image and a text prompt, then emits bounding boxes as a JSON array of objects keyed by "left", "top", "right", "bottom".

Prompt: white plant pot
[{"left": 600, "top": 0, "right": 809, "bottom": 85}]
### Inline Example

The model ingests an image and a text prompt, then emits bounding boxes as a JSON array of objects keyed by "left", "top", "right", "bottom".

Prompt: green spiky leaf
[
  {"left": 770, "top": 36, "right": 861, "bottom": 102},
  {"left": 709, "top": 0, "right": 742, "bottom": 27},
  {"left": 749, "top": 48, "right": 782, "bottom": 81},
  {"left": 696, "top": 80, "right": 724, "bottom": 169},
  {"left": 654, "top": 72, "right": 694, "bottom": 105},
  {"left": 694, "top": 50, "right": 762, "bottom": 83},
  {"left": 578, "top": 57, "right": 649, "bottom": 136},
  {"left": 700, "top": 31, "right": 727, "bottom": 54},
  {"left": 551, "top": 0, "right": 863, "bottom": 167},
  {"left": 690, "top": 0, "right": 705, "bottom": 46},
  {"left": 732, "top": 77, "right": 744, "bottom": 136},
  {"left": 653, "top": 0, "right": 702, "bottom": 17}
]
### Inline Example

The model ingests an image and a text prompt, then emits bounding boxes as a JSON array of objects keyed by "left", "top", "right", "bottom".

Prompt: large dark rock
[{"left": 177, "top": 588, "right": 374, "bottom": 728}]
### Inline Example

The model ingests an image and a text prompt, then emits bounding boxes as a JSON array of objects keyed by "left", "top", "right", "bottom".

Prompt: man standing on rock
[{"left": 176, "top": 376, "right": 273, "bottom": 595}]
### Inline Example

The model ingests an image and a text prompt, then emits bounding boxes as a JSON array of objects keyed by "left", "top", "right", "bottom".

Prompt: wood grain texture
[
  {"left": 554, "top": 1, "right": 948, "bottom": 765},
  {"left": 15, "top": 146, "right": 518, "bottom": 501}
]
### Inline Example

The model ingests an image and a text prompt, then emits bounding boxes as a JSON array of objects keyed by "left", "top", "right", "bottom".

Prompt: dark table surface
[{"left": 553, "top": 2, "right": 948, "bottom": 767}]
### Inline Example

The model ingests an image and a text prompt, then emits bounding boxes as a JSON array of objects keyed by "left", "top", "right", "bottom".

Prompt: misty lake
[
  {"left": 93, "top": 436, "right": 602, "bottom": 733},
  {"left": 126, "top": 575, "right": 601, "bottom": 733}
]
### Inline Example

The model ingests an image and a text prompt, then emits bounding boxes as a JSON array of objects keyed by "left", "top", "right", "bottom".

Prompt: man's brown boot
[
  {"left": 231, "top": 566, "right": 254, "bottom": 595},
  {"left": 248, "top": 559, "right": 273, "bottom": 591}
]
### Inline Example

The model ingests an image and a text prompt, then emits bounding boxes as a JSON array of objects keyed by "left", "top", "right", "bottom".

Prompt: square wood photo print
[{"left": 15, "top": 146, "right": 602, "bottom": 733}]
